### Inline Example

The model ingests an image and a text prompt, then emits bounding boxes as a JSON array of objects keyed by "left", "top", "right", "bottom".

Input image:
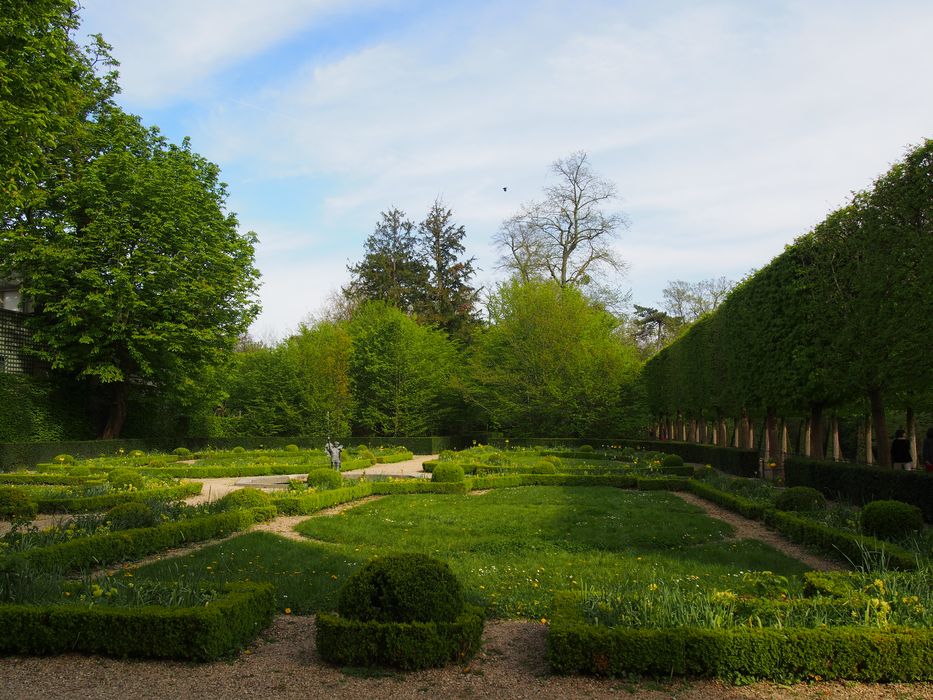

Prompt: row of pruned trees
[{"left": 642, "top": 140, "right": 933, "bottom": 468}]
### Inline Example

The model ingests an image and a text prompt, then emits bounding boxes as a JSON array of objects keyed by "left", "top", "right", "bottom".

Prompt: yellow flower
[
  {"left": 648, "top": 583, "right": 658, "bottom": 591},
  {"left": 284, "top": 608, "right": 292, "bottom": 614}
]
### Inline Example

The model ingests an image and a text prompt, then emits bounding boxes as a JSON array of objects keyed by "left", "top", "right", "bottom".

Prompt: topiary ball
[
  {"left": 217, "top": 487, "right": 272, "bottom": 511},
  {"left": 432, "top": 464, "right": 465, "bottom": 482},
  {"left": 661, "top": 454, "right": 684, "bottom": 467},
  {"left": 53, "top": 454, "right": 75, "bottom": 465},
  {"left": 172, "top": 447, "right": 192, "bottom": 457},
  {"left": 338, "top": 553, "right": 464, "bottom": 623},
  {"left": 107, "top": 468, "right": 144, "bottom": 490},
  {"left": 68, "top": 466, "right": 91, "bottom": 478},
  {"left": 0, "top": 487, "right": 38, "bottom": 522},
  {"left": 530, "top": 461, "right": 557, "bottom": 474},
  {"left": 129, "top": 449, "right": 146, "bottom": 458},
  {"left": 861, "top": 500, "right": 923, "bottom": 541},
  {"left": 285, "top": 444, "right": 300, "bottom": 453},
  {"left": 232, "top": 446, "right": 246, "bottom": 454},
  {"left": 775, "top": 486, "right": 826, "bottom": 512},
  {"left": 578, "top": 445, "right": 594, "bottom": 452},
  {"left": 308, "top": 468, "right": 343, "bottom": 490},
  {"left": 107, "top": 501, "right": 156, "bottom": 530}
]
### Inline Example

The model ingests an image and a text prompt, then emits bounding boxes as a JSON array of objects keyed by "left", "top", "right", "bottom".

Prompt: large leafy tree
[
  {"left": 417, "top": 199, "right": 479, "bottom": 337},
  {"left": 1, "top": 108, "right": 260, "bottom": 438},
  {"left": 344, "top": 208, "right": 428, "bottom": 312}
]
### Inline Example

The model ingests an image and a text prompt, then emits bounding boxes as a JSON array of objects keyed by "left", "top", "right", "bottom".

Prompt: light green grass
[{"left": 132, "top": 486, "right": 811, "bottom": 619}]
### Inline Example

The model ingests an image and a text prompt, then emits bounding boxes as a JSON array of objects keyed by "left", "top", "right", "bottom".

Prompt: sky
[{"left": 78, "top": 0, "right": 933, "bottom": 340}]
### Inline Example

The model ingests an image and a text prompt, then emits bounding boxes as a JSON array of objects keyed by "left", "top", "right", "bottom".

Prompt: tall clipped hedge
[{"left": 642, "top": 140, "right": 933, "bottom": 466}]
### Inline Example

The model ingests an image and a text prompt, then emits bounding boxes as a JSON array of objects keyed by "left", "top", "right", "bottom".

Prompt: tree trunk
[
  {"left": 808, "top": 404, "right": 824, "bottom": 460},
  {"left": 865, "top": 414, "right": 874, "bottom": 465},
  {"left": 100, "top": 382, "right": 128, "bottom": 440},
  {"left": 765, "top": 410, "right": 776, "bottom": 463},
  {"left": 907, "top": 406, "right": 918, "bottom": 467},
  {"left": 869, "top": 388, "right": 890, "bottom": 468},
  {"left": 831, "top": 416, "right": 841, "bottom": 461}
]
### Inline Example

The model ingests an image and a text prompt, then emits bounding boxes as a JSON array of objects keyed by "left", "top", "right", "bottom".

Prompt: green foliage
[
  {"left": 0, "top": 583, "right": 275, "bottom": 661},
  {"left": 216, "top": 487, "right": 271, "bottom": 511},
  {"left": 68, "top": 466, "right": 90, "bottom": 478},
  {"left": 107, "top": 468, "right": 144, "bottom": 490},
  {"left": 284, "top": 444, "right": 299, "bottom": 452},
  {"left": 36, "top": 483, "right": 201, "bottom": 514},
  {"left": 307, "top": 468, "right": 343, "bottom": 491},
  {"left": 661, "top": 454, "right": 684, "bottom": 467},
  {"left": 128, "top": 450, "right": 145, "bottom": 458},
  {"left": 316, "top": 607, "right": 483, "bottom": 670},
  {"left": 106, "top": 501, "right": 156, "bottom": 530},
  {"left": 172, "top": 447, "right": 192, "bottom": 456},
  {"left": 579, "top": 444, "right": 594, "bottom": 452},
  {"left": 530, "top": 460, "right": 557, "bottom": 474},
  {"left": 337, "top": 553, "right": 465, "bottom": 623},
  {"left": 0, "top": 486, "right": 37, "bottom": 522},
  {"left": 775, "top": 486, "right": 826, "bottom": 512},
  {"left": 231, "top": 447, "right": 246, "bottom": 454},
  {"left": 861, "top": 500, "right": 923, "bottom": 541},
  {"left": 0, "top": 376, "right": 92, "bottom": 443},
  {"left": 432, "top": 464, "right": 465, "bottom": 483},
  {"left": 53, "top": 454, "right": 74, "bottom": 465},
  {"left": 468, "top": 280, "right": 644, "bottom": 437}
]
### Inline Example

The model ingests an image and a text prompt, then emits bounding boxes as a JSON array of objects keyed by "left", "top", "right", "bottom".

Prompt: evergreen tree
[
  {"left": 344, "top": 208, "right": 427, "bottom": 312},
  {"left": 418, "top": 199, "right": 479, "bottom": 337}
]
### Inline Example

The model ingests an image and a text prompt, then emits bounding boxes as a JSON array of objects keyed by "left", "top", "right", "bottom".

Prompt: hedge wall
[
  {"left": 36, "top": 483, "right": 202, "bottom": 513},
  {"left": 786, "top": 457, "right": 933, "bottom": 522},
  {"left": 0, "top": 582, "right": 275, "bottom": 661}
]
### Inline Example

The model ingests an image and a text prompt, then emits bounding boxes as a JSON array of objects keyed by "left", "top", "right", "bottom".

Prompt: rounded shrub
[
  {"left": 53, "top": 454, "right": 75, "bottom": 465},
  {"left": 232, "top": 446, "right": 246, "bottom": 454},
  {"left": 129, "top": 449, "right": 146, "bottom": 458},
  {"left": 421, "top": 460, "right": 439, "bottom": 474},
  {"left": 284, "top": 444, "right": 300, "bottom": 453},
  {"left": 0, "top": 487, "right": 38, "bottom": 522},
  {"left": 308, "top": 468, "right": 343, "bottom": 490},
  {"left": 861, "top": 500, "right": 923, "bottom": 541},
  {"left": 775, "top": 486, "right": 826, "bottom": 512},
  {"left": 486, "top": 452, "right": 508, "bottom": 465},
  {"left": 661, "top": 454, "right": 684, "bottom": 467},
  {"left": 338, "top": 553, "right": 464, "bottom": 623},
  {"left": 68, "top": 466, "right": 91, "bottom": 478},
  {"left": 107, "top": 468, "right": 144, "bottom": 491},
  {"left": 432, "top": 464, "right": 465, "bottom": 483},
  {"left": 172, "top": 447, "right": 192, "bottom": 457},
  {"left": 530, "top": 460, "right": 557, "bottom": 474},
  {"left": 217, "top": 487, "right": 272, "bottom": 511},
  {"left": 107, "top": 501, "right": 156, "bottom": 530},
  {"left": 578, "top": 444, "right": 594, "bottom": 452}
]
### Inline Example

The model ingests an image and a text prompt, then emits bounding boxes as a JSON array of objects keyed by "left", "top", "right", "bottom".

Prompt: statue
[{"left": 324, "top": 439, "right": 343, "bottom": 471}]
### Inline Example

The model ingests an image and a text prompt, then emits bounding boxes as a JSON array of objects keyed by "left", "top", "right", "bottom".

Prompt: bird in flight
[{"left": 502, "top": 187, "right": 507, "bottom": 192}]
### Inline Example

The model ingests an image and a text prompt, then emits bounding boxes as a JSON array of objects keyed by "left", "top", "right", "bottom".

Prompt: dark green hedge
[
  {"left": 36, "top": 483, "right": 202, "bottom": 513},
  {"left": 687, "top": 481, "right": 917, "bottom": 570},
  {"left": 316, "top": 605, "right": 484, "bottom": 670},
  {"left": 0, "top": 506, "right": 275, "bottom": 575},
  {"left": 468, "top": 474, "right": 639, "bottom": 490},
  {"left": 0, "top": 474, "right": 105, "bottom": 485},
  {"left": 547, "top": 592, "right": 933, "bottom": 682},
  {"left": 786, "top": 457, "right": 933, "bottom": 522},
  {"left": 0, "top": 582, "right": 275, "bottom": 661},
  {"left": 272, "top": 485, "right": 372, "bottom": 516}
]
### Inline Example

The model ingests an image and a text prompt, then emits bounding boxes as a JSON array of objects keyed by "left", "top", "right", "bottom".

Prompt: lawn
[{"left": 133, "top": 486, "right": 811, "bottom": 618}]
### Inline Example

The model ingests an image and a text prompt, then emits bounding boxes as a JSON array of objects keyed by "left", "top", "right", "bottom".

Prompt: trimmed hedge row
[
  {"left": 686, "top": 481, "right": 917, "bottom": 570},
  {"left": 786, "top": 457, "right": 933, "bottom": 522},
  {"left": 141, "top": 465, "right": 322, "bottom": 478},
  {"left": 0, "top": 506, "right": 276, "bottom": 575},
  {"left": 272, "top": 485, "right": 373, "bottom": 516},
  {"left": 547, "top": 593, "right": 933, "bottom": 682},
  {"left": 36, "top": 483, "right": 202, "bottom": 513},
  {"left": 0, "top": 474, "right": 105, "bottom": 485},
  {"left": 374, "top": 450, "right": 415, "bottom": 464},
  {"left": 0, "top": 582, "right": 275, "bottom": 661},
  {"left": 316, "top": 605, "right": 484, "bottom": 670}
]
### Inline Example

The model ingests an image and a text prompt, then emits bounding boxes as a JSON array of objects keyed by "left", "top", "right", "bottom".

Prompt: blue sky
[{"left": 79, "top": 0, "right": 933, "bottom": 339}]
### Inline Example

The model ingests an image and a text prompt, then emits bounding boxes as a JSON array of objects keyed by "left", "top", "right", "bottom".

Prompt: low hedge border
[
  {"left": 0, "top": 582, "right": 275, "bottom": 661},
  {"left": 316, "top": 605, "right": 484, "bottom": 670},
  {"left": 272, "top": 485, "right": 373, "bottom": 515},
  {"left": 0, "top": 474, "right": 106, "bottom": 485},
  {"left": 36, "top": 483, "right": 203, "bottom": 513},
  {"left": 141, "top": 465, "right": 327, "bottom": 478},
  {"left": 686, "top": 481, "right": 918, "bottom": 570},
  {"left": 374, "top": 450, "right": 415, "bottom": 464},
  {"left": 0, "top": 506, "right": 276, "bottom": 575},
  {"left": 786, "top": 457, "right": 933, "bottom": 523},
  {"left": 547, "top": 593, "right": 933, "bottom": 682}
]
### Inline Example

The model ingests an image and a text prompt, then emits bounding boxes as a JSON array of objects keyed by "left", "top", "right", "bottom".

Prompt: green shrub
[
  {"left": 860, "top": 500, "right": 923, "bottom": 541},
  {"left": 284, "top": 444, "right": 299, "bottom": 453},
  {"left": 68, "top": 466, "right": 91, "bottom": 478},
  {"left": 338, "top": 554, "right": 465, "bottom": 623},
  {"left": 231, "top": 446, "right": 246, "bottom": 454},
  {"left": 432, "top": 464, "right": 465, "bottom": 483},
  {"left": 543, "top": 455, "right": 562, "bottom": 466},
  {"left": 53, "top": 454, "right": 75, "bottom": 465},
  {"left": 107, "top": 469, "right": 144, "bottom": 491},
  {"left": 172, "top": 447, "right": 192, "bottom": 457},
  {"left": 216, "top": 487, "right": 272, "bottom": 511},
  {"left": 107, "top": 502, "right": 156, "bottom": 530},
  {"left": 0, "top": 487, "right": 37, "bottom": 522},
  {"left": 775, "top": 486, "right": 826, "bottom": 512},
  {"left": 129, "top": 450, "right": 146, "bottom": 458},
  {"left": 421, "top": 459, "right": 439, "bottom": 473},
  {"left": 307, "top": 468, "right": 343, "bottom": 491},
  {"left": 530, "top": 461, "right": 557, "bottom": 474},
  {"left": 579, "top": 444, "right": 594, "bottom": 452},
  {"left": 661, "top": 454, "right": 684, "bottom": 467}
]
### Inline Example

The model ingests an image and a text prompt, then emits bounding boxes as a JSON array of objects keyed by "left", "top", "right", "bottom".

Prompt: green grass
[{"left": 132, "top": 486, "right": 811, "bottom": 619}]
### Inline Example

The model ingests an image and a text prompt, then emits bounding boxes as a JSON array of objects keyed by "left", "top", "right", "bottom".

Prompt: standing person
[
  {"left": 923, "top": 427, "right": 933, "bottom": 473},
  {"left": 890, "top": 429, "right": 912, "bottom": 470}
]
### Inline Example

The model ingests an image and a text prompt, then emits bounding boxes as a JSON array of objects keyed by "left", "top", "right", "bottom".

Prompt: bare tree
[
  {"left": 661, "top": 276, "right": 734, "bottom": 323},
  {"left": 494, "top": 151, "right": 628, "bottom": 288}
]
